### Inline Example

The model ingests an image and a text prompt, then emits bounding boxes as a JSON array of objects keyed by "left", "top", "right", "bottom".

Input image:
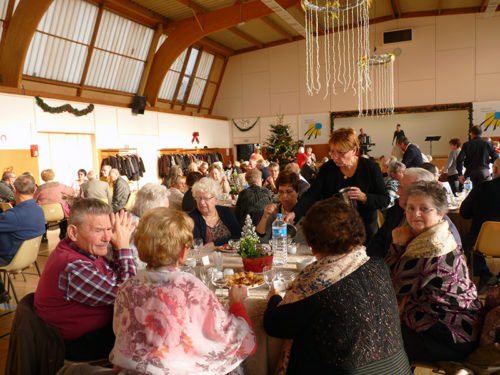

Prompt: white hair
[
  {"left": 404, "top": 168, "right": 434, "bottom": 182},
  {"left": 132, "top": 183, "right": 170, "bottom": 218},
  {"left": 192, "top": 177, "right": 222, "bottom": 200}
]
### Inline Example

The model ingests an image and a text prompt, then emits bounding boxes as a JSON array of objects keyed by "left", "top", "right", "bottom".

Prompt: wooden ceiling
[
  {"left": 129, "top": 0, "right": 494, "bottom": 56},
  {"left": 0, "top": 0, "right": 496, "bottom": 108}
]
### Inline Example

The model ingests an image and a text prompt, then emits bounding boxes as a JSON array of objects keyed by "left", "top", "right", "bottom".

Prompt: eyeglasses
[
  {"left": 406, "top": 206, "right": 436, "bottom": 215},
  {"left": 329, "top": 149, "right": 352, "bottom": 158},
  {"left": 196, "top": 196, "right": 216, "bottom": 203}
]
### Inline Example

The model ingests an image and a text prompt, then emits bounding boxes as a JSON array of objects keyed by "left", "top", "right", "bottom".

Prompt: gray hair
[
  {"left": 403, "top": 181, "right": 448, "bottom": 214},
  {"left": 132, "top": 183, "right": 170, "bottom": 218},
  {"left": 69, "top": 198, "right": 112, "bottom": 226},
  {"left": 2, "top": 171, "right": 14, "bottom": 181},
  {"left": 109, "top": 168, "right": 120, "bottom": 178},
  {"left": 87, "top": 171, "right": 97, "bottom": 180},
  {"left": 13, "top": 174, "right": 36, "bottom": 195},
  {"left": 388, "top": 161, "right": 406, "bottom": 175},
  {"left": 404, "top": 167, "right": 434, "bottom": 182},
  {"left": 192, "top": 177, "right": 222, "bottom": 200},
  {"left": 245, "top": 169, "right": 262, "bottom": 185}
]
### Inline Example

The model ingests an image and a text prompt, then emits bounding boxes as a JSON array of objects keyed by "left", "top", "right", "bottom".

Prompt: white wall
[
  {"left": 214, "top": 13, "right": 500, "bottom": 154},
  {"left": 0, "top": 92, "right": 231, "bottom": 186}
]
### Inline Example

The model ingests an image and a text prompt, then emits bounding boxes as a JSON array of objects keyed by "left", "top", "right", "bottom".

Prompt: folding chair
[
  {"left": 472, "top": 221, "right": 500, "bottom": 278},
  {"left": 0, "top": 235, "right": 43, "bottom": 303}
]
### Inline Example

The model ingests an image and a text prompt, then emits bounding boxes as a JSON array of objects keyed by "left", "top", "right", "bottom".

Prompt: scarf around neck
[
  {"left": 403, "top": 220, "right": 457, "bottom": 258},
  {"left": 275, "top": 246, "right": 370, "bottom": 375}
]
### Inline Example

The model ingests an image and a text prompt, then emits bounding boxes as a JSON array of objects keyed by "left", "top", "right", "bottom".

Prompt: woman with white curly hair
[{"left": 188, "top": 177, "right": 240, "bottom": 246}]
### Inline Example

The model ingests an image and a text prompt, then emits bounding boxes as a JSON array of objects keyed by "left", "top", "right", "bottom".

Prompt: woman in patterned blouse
[
  {"left": 110, "top": 207, "right": 256, "bottom": 374},
  {"left": 387, "top": 180, "right": 483, "bottom": 362}
]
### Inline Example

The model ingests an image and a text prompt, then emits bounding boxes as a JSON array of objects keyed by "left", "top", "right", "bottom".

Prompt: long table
[{"left": 194, "top": 244, "right": 314, "bottom": 375}]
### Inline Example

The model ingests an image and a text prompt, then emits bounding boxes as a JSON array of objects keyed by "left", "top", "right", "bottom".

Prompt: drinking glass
[
  {"left": 263, "top": 266, "right": 276, "bottom": 291},
  {"left": 199, "top": 266, "right": 215, "bottom": 286},
  {"left": 192, "top": 238, "right": 203, "bottom": 258},
  {"left": 213, "top": 252, "right": 223, "bottom": 271},
  {"left": 212, "top": 271, "right": 227, "bottom": 298}
]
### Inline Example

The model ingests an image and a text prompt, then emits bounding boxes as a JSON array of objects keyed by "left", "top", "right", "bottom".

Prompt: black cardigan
[
  {"left": 264, "top": 257, "right": 411, "bottom": 375},
  {"left": 292, "top": 158, "right": 389, "bottom": 241},
  {"left": 189, "top": 205, "right": 241, "bottom": 246}
]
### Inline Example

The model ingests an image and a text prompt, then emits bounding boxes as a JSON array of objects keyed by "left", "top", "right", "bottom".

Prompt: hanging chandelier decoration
[
  {"left": 358, "top": 53, "right": 395, "bottom": 116},
  {"left": 301, "top": 0, "right": 371, "bottom": 98},
  {"left": 301, "top": 0, "right": 395, "bottom": 117}
]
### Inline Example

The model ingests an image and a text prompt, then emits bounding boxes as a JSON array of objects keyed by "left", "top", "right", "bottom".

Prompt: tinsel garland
[
  {"left": 232, "top": 117, "right": 260, "bottom": 132},
  {"left": 330, "top": 103, "right": 473, "bottom": 134},
  {"left": 35, "top": 96, "right": 95, "bottom": 117}
]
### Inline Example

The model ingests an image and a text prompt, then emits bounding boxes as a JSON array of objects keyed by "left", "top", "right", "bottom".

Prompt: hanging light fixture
[
  {"left": 358, "top": 53, "right": 395, "bottom": 116},
  {"left": 301, "top": 0, "right": 395, "bottom": 116},
  {"left": 301, "top": 0, "right": 371, "bottom": 98}
]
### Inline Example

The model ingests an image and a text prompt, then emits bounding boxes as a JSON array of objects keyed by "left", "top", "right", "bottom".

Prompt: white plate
[{"left": 216, "top": 245, "right": 238, "bottom": 253}]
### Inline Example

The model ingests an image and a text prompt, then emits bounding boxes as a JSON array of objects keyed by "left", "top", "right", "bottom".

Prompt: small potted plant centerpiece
[{"left": 238, "top": 215, "right": 273, "bottom": 273}]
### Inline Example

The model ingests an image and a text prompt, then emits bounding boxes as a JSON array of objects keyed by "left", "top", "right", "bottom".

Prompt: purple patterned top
[{"left": 386, "top": 237, "right": 482, "bottom": 343}]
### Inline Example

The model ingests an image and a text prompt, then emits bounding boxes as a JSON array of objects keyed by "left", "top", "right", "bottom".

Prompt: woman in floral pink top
[{"left": 110, "top": 207, "right": 256, "bottom": 374}]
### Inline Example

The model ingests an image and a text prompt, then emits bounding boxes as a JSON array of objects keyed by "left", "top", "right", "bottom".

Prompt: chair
[
  {"left": 410, "top": 361, "right": 474, "bottom": 374},
  {"left": 0, "top": 202, "right": 13, "bottom": 211},
  {"left": 97, "top": 197, "right": 109, "bottom": 205},
  {"left": 377, "top": 209, "right": 385, "bottom": 228},
  {"left": 41, "top": 202, "right": 65, "bottom": 230},
  {"left": 41, "top": 203, "right": 66, "bottom": 252},
  {"left": 124, "top": 190, "right": 136, "bottom": 211},
  {"left": 5, "top": 293, "right": 65, "bottom": 375},
  {"left": 0, "top": 235, "right": 43, "bottom": 303},
  {"left": 472, "top": 221, "right": 500, "bottom": 277}
]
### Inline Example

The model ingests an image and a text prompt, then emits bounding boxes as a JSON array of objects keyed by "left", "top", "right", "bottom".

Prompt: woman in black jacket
[
  {"left": 284, "top": 128, "right": 389, "bottom": 242},
  {"left": 264, "top": 198, "right": 410, "bottom": 375}
]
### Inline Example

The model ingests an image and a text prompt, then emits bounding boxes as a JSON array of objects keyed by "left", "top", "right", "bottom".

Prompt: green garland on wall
[
  {"left": 35, "top": 96, "right": 95, "bottom": 117},
  {"left": 329, "top": 102, "right": 473, "bottom": 134},
  {"left": 232, "top": 117, "right": 260, "bottom": 132}
]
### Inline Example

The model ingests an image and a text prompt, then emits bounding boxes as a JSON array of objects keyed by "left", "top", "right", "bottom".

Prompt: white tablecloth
[{"left": 193, "top": 244, "right": 314, "bottom": 375}]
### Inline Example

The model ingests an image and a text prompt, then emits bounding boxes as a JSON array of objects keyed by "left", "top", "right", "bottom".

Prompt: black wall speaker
[{"left": 131, "top": 95, "right": 147, "bottom": 114}]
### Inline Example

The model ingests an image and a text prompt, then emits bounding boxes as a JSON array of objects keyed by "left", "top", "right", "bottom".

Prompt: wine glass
[
  {"left": 199, "top": 266, "right": 215, "bottom": 286},
  {"left": 192, "top": 238, "right": 203, "bottom": 258},
  {"left": 263, "top": 265, "right": 276, "bottom": 291},
  {"left": 212, "top": 271, "right": 227, "bottom": 299}
]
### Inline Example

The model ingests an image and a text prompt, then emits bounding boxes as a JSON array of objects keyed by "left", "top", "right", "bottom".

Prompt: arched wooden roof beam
[
  {"left": 144, "top": 0, "right": 300, "bottom": 105},
  {"left": 0, "top": 0, "right": 54, "bottom": 88}
]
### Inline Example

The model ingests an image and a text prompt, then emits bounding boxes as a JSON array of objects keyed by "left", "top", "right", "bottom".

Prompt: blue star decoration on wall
[
  {"left": 304, "top": 122, "right": 322, "bottom": 140},
  {"left": 481, "top": 112, "right": 500, "bottom": 131}
]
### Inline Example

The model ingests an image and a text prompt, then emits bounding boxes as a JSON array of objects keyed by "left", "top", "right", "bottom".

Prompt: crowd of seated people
[{"left": 3, "top": 126, "right": 499, "bottom": 374}]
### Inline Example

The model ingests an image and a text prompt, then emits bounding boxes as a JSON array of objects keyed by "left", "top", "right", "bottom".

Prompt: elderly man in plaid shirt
[{"left": 34, "top": 198, "right": 137, "bottom": 361}]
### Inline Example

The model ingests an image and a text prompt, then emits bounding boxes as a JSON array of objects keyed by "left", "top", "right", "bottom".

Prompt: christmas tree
[
  {"left": 241, "top": 214, "right": 259, "bottom": 241},
  {"left": 263, "top": 115, "right": 299, "bottom": 169}
]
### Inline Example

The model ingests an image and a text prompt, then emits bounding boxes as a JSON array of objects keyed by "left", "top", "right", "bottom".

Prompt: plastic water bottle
[
  {"left": 272, "top": 213, "right": 287, "bottom": 266},
  {"left": 463, "top": 177, "right": 473, "bottom": 195}
]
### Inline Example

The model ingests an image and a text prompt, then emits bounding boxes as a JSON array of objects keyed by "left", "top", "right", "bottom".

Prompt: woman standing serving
[{"left": 284, "top": 128, "right": 389, "bottom": 241}]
